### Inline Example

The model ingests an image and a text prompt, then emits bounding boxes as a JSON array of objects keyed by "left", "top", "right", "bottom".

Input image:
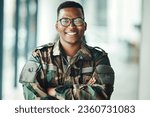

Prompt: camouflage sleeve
[
  {"left": 91, "top": 65, "right": 114, "bottom": 99},
  {"left": 72, "top": 51, "right": 114, "bottom": 100},
  {"left": 19, "top": 55, "right": 57, "bottom": 100},
  {"left": 89, "top": 48, "right": 114, "bottom": 99},
  {"left": 70, "top": 65, "right": 114, "bottom": 100}
]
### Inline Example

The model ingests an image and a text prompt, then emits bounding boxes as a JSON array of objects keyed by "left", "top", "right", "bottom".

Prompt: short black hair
[{"left": 57, "top": 1, "right": 84, "bottom": 18}]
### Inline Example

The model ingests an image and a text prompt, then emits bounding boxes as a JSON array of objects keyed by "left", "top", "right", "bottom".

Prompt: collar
[
  {"left": 53, "top": 40, "right": 61, "bottom": 56},
  {"left": 52, "top": 40, "right": 92, "bottom": 60},
  {"left": 77, "top": 43, "right": 92, "bottom": 60}
]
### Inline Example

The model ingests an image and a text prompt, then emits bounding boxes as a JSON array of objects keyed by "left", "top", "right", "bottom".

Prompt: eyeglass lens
[{"left": 60, "top": 17, "right": 84, "bottom": 26}]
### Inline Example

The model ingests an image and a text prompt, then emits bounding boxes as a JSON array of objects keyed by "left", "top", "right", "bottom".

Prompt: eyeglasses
[{"left": 57, "top": 17, "right": 85, "bottom": 27}]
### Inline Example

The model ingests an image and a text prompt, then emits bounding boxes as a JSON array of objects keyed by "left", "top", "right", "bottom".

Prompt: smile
[{"left": 65, "top": 32, "right": 77, "bottom": 36}]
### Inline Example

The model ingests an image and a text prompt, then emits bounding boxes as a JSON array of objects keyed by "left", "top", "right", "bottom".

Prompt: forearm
[
  {"left": 22, "top": 83, "right": 58, "bottom": 100},
  {"left": 72, "top": 84, "right": 112, "bottom": 100},
  {"left": 47, "top": 83, "right": 112, "bottom": 100},
  {"left": 74, "top": 64, "right": 114, "bottom": 100}
]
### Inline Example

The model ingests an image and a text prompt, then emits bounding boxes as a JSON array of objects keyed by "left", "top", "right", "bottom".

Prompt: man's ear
[
  {"left": 55, "top": 22, "right": 58, "bottom": 31},
  {"left": 84, "top": 22, "right": 87, "bottom": 31}
]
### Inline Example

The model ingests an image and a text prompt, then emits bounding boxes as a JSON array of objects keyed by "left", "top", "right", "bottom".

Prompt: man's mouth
[{"left": 65, "top": 32, "right": 77, "bottom": 36}]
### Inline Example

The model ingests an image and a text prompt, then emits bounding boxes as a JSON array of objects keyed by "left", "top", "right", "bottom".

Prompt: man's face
[{"left": 56, "top": 8, "right": 87, "bottom": 45}]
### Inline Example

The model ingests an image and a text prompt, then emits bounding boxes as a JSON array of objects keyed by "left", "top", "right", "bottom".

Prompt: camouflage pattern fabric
[{"left": 19, "top": 40, "right": 114, "bottom": 100}]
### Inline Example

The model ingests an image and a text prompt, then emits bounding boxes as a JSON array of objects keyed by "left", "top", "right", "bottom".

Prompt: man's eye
[
  {"left": 62, "top": 19, "right": 69, "bottom": 23},
  {"left": 74, "top": 19, "right": 83, "bottom": 24},
  {"left": 75, "top": 19, "right": 81, "bottom": 23}
]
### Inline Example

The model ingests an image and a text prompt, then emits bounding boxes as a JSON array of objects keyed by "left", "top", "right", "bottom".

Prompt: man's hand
[{"left": 47, "top": 87, "right": 56, "bottom": 97}]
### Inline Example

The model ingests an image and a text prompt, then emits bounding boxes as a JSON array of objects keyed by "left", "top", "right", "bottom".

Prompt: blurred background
[{"left": 0, "top": 0, "right": 150, "bottom": 100}]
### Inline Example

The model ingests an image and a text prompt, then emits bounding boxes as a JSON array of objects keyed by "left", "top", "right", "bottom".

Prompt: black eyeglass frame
[{"left": 57, "top": 17, "right": 85, "bottom": 27}]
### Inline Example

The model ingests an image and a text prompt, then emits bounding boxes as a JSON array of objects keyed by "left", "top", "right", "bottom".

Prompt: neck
[{"left": 60, "top": 40, "right": 81, "bottom": 57}]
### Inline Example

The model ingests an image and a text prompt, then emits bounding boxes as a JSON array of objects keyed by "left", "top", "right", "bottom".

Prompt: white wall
[{"left": 138, "top": 0, "right": 150, "bottom": 99}]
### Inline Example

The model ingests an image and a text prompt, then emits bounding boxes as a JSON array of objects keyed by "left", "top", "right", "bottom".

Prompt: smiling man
[{"left": 19, "top": 1, "right": 115, "bottom": 100}]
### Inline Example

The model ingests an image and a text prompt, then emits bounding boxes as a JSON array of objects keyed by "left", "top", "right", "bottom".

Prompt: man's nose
[{"left": 69, "top": 20, "right": 76, "bottom": 27}]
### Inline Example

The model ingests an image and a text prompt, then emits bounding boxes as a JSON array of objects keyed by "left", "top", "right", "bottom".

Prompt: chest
[{"left": 45, "top": 56, "right": 95, "bottom": 87}]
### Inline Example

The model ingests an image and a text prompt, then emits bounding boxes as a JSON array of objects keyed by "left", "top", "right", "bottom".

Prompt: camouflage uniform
[{"left": 19, "top": 40, "right": 114, "bottom": 100}]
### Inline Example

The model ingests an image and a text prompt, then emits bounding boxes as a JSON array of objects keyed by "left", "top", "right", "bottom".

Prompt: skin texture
[{"left": 55, "top": 8, "right": 87, "bottom": 57}]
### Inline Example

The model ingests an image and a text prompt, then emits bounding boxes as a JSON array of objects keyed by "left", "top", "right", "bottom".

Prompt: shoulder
[
  {"left": 35, "top": 43, "right": 54, "bottom": 52},
  {"left": 86, "top": 45, "right": 108, "bottom": 57},
  {"left": 31, "top": 43, "right": 55, "bottom": 57},
  {"left": 86, "top": 45, "right": 110, "bottom": 65},
  {"left": 35, "top": 43, "right": 54, "bottom": 51}
]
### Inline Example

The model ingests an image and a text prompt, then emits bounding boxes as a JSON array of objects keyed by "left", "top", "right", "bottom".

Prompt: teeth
[{"left": 66, "top": 32, "right": 77, "bottom": 35}]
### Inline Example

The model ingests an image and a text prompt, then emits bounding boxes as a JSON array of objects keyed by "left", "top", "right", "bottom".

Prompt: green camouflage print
[{"left": 19, "top": 40, "right": 114, "bottom": 100}]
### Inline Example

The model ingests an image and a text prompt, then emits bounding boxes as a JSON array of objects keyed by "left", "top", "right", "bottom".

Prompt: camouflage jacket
[{"left": 19, "top": 40, "right": 114, "bottom": 100}]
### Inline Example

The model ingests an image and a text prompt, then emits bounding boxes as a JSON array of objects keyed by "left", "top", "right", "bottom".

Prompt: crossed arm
[{"left": 20, "top": 59, "right": 114, "bottom": 100}]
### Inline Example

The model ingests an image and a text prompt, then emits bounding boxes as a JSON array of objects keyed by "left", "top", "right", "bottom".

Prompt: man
[{"left": 19, "top": 1, "right": 114, "bottom": 100}]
